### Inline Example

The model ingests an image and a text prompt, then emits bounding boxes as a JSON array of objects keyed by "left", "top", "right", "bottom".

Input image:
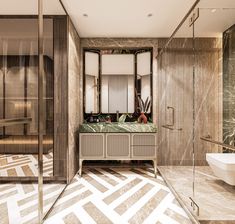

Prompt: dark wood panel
[{"left": 53, "top": 16, "right": 68, "bottom": 178}]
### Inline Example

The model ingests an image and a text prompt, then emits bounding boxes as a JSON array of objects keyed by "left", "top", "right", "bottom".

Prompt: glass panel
[
  {"left": 0, "top": 1, "right": 40, "bottom": 223},
  {"left": 42, "top": 0, "right": 67, "bottom": 222},
  {"left": 0, "top": 18, "right": 40, "bottom": 178},
  {"left": 157, "top": 6, "right": 195, "bottom": 216},
  {"left": 193, "top": 0, "right": 235, "bottom": 222}
]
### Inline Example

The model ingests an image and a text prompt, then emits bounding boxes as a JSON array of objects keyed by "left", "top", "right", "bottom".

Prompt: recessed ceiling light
[
  {"left": 147, "top": 13, "right": 153, "bottom": 17},
  {"left": 83, "top": 13, "right": 88, "bottom": 17},
  {"left": 211, "top": 9, "right": 216, "bottom": 13}
]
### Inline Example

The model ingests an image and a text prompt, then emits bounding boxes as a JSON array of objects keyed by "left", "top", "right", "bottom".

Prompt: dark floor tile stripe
[
  {"left": 131, "top": 168, "right": 166, "bottom": 185},
  {"left": 0, "top": 190, "right": 17, "bottom": 201},
  {"left": 22, "top": 184, "right": 35, "bottom": 194},
  {"left": 22, "top": 165, "right": 34, "bottom": 176},
  {"left": 63, "top": 212, "right": 81, "bottom": 224},
  {"left": 7, "top": 168, "right": 17, "bottom": 176},
  {"left": 20, "top": 194, "right": 60, "bottom": 217},
  {"left": 88, "top": 168, "right": 118, "bottom": 186},
  {"left": 0, "top": 161, "right": 31, "bottom": 170},
  {"left": 47, "top": 190, "right": 92, "bottom": 218},
  {"left": 101, "top": 168, "right": 127, "bottom": 180},
  {"left": 103, "top": 178, "right": 142, "bottom": 205},
  {"left": 0, "top": 185, "right": 15, "bottom": 193},
  {"left": 83, "top": 171, "right": 108, "bottom": 193},
  {"left": 18, "top": 185, "right": 62, "bottom": 206},
  {"left": 115, "top": 183, "right": 154, "bottom": 215},
  {"left": 60, "top": 184, "right": 84, "bottom": 199},
  {"left": 0, "top": 202, "right": 9, "bottom": 224},
  {"left": 164, "top": 208, "right": 191, "bottom": 224},
  {"left": 83, "top": 201, "right": 112, "bottom": 224},
  {"left": 128, "top": 189, "right": 169, "bottom": 224}
]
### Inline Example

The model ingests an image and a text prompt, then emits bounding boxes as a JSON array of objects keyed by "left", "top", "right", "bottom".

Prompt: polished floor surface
[
  {"left": 159, "top": 166, "right": 235, "bottom": 223},
  {"left": 44, "top": 167, "right": 191, "bottom": 224},
  {"left": 0, "top": 153, "right": 53, "bottom": 177},
  {"left": 0, "top": 167, "right": 191, "bottom": 224}
]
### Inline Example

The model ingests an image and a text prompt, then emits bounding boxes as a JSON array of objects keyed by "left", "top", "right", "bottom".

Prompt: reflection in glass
[{"left": 0, "top": 19, "right": 53, "bottom": 178}]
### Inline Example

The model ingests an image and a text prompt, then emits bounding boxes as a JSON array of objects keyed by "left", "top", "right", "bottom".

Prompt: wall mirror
[{"left": 84, "top": 48, "right": 153, "bottom": 120}]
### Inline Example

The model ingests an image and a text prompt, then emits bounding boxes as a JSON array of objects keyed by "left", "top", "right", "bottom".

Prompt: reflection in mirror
[
  {"left": 137, "top": 51, "right": 151, "bottom": 113},
  {"left": 85, "top": 51, "right": 99, "bottom": 113},
  {"left": 101, "top": 54, "right": 135, "bottom": 113}
]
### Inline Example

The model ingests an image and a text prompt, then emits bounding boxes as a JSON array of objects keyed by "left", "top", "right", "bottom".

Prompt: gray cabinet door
[{"left": 106, "top": 133, "right": 130, "bottom": 158}]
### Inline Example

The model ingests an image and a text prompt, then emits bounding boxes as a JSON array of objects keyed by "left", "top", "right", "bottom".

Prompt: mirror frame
[{"left": 83, "top": 47, "right": 153, "bottom": 121}]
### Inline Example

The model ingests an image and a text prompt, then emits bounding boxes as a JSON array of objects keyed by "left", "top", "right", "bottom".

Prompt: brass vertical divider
[{"left": 38, "top": 0, "right": 44, "bottom": 222}]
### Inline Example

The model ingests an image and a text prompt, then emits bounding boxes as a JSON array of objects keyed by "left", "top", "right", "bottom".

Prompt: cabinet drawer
[
  {"left": 80, "top": 134, "right": 104, "bottom": 158},
  {"left": 106, "top": 134, "right": 130, "bottom": 157},
  {"left": 132, "top": 134, "right": 156, "bottom": 146},
  {"left": 131, "top": 133, "right": 156, "bottom": 158},
  {"left": 132, "top": 145, "right": 156, "bottom": 157}
]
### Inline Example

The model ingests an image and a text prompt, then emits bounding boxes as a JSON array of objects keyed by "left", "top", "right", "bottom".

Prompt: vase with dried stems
[{"left": 137, "top": 96, "right": 151, "bottom": 124}]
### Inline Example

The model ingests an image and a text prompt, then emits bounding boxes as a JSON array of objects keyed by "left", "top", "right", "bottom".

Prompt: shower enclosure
[{"left": 157, "top": 0, "right": 235, "bottom": 223}]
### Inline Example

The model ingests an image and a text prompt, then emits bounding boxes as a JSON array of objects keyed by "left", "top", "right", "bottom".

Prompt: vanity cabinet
[{"left": 79, "top": 132, "right": 157, "bottom": 177}]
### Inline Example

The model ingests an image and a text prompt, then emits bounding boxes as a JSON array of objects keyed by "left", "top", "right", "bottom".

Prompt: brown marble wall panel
[
  {"left": 53, "top": 16, "right": 68, "bottom": 178},
  {"left": 157, "top": 38, "right": 222, "bottom": 166},
  {"left": 194, "top": 38, "right": 223, "bottom": 165},
  {"left": 67, "top": 19, "right": 81, "bottom": 181}
]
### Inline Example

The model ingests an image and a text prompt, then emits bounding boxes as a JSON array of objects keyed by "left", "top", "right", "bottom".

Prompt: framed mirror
[{"left": 83, "top": 48, "right": 153, "bottom": 120}]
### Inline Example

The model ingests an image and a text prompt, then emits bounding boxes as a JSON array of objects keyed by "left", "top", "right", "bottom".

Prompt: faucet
[{"left": 116, "top": 110, "right": 119, "bottom": 122}]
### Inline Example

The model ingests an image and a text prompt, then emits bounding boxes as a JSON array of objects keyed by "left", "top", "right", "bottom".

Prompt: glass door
[
  {"left": 157, "top": 3, "right": 198, "bottom": 220},
  {"left": 193, "top": 0, "right": 235, "bottom": 222},
  {"left": 0, "top": 18, "right": 39, "bottom": 179}
]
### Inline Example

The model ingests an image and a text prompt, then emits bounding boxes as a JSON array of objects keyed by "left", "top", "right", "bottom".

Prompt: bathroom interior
[{"left": 0, "top": 0, "right": 235, "bottom": 223}]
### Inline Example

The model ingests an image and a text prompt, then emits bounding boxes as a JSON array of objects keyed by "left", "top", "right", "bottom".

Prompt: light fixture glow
[{"left": 211, "top": 9, "right": 216, "bottom": 13}]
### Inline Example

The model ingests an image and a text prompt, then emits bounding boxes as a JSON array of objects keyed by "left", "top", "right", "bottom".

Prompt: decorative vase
[{"left": 138, "top": 112, "right": 147, "bottom": 124}]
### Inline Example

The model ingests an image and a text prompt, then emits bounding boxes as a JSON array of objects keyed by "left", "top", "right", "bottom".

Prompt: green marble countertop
[{"left": 79, "top": 122, "right": 157, "bottom": 133}]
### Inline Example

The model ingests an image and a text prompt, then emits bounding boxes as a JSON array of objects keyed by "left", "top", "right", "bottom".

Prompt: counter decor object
[{"left": 137, "top": 96, "right": 151, "bottom": 124}]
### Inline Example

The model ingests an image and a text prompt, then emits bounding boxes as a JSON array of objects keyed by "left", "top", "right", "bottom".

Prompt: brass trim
[
  {"left": 200, "top": 136, "right": 235, "bottom": 152},
  {"left": 38, "top": 0, "right": 44, "bottom": 222},
  {"left": 156, "top": 0, "right": 200, "bottom": 59}
]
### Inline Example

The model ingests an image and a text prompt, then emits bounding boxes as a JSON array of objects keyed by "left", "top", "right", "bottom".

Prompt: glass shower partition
[
  {"left": 193, "top": 0, "right": 235, "bottom": 222},
  {"left": 157, "top": 3, "right": 199, "bottom": 222}
]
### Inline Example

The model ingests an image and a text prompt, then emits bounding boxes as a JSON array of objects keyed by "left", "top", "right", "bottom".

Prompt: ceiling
[
  {"left": 0, "top": 0, "right": 65, "bottom": 15},
  {"left": 61, "top": 0, "right": 196, "bottom": 38},
  {"left": 0, "top": 0, "right": 235, "bottom": 38}
]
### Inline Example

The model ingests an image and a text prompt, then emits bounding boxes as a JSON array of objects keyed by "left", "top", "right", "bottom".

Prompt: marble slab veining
[{"left": 79, "top": 122, "right": 157, "bottom": 133}]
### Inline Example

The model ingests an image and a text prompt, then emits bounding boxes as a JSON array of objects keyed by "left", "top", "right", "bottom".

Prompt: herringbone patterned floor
[
  {"left": 0, "top": 153, "right": 53, "bottom": 177},
  {"left": 0, "top": 167, "right": 192, "bottom": 224}
]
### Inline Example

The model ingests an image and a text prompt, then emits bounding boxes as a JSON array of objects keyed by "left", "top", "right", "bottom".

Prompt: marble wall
[
  {"left": 157, "top": 38, "right": 222, "bottom": 165},
  {"left": 68, "top": 19, "right": 82, "bottom": 181},
  {"left": 80, "top": 37, "right": 222, "bottom": 166},
  {"left": 223, "top": 24, "right": 235, "bottom": 149}
]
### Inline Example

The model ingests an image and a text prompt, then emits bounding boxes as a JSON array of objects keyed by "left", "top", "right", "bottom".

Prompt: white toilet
[{"left": 206, "top": 153, "right": 235, "bottom": 186}]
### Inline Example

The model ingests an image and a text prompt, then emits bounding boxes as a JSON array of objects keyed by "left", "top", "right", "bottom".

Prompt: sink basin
[{"left": 79, "top": 122, "right": 157, "bottom": 133}]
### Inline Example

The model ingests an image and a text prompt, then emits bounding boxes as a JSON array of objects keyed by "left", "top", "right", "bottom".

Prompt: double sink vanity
[{"left": 79, "top": 122, "right": 157, "bottom": 177}]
